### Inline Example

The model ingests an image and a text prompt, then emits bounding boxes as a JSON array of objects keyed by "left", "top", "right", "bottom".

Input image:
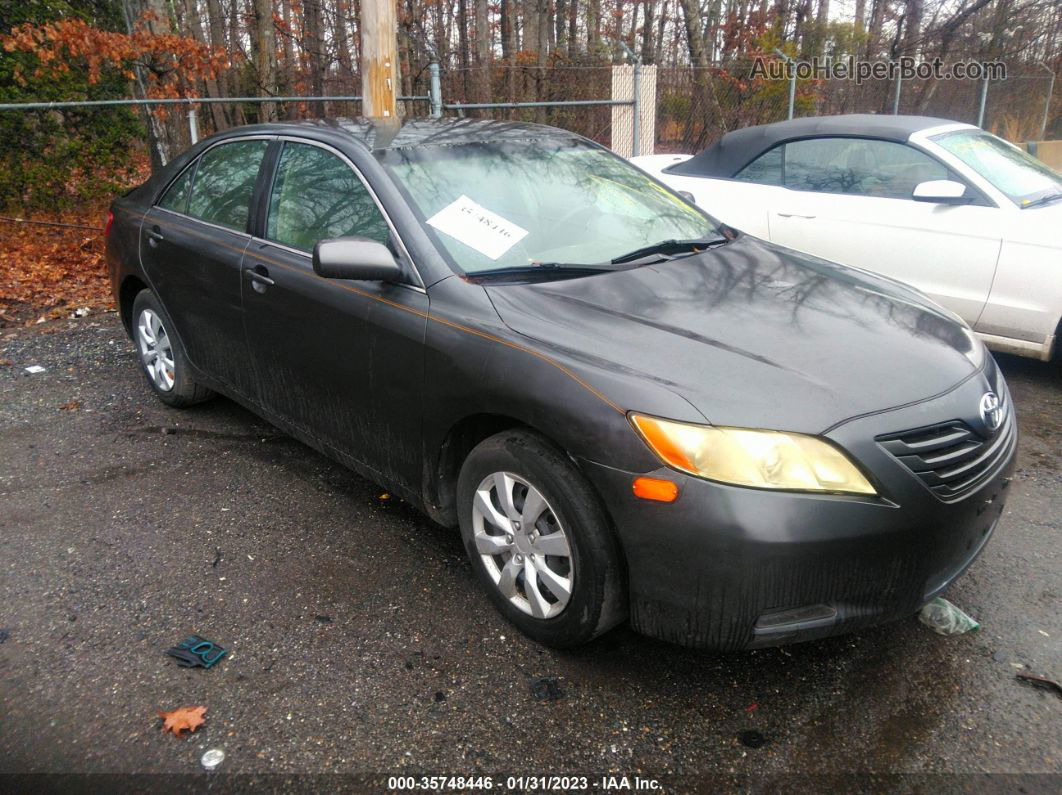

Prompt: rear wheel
[
  {"left": 457, "top": 429, "right": 626, "bottom": 647},
  {"left": 131, "top": 290, "right": 214, "bottom": 408}
]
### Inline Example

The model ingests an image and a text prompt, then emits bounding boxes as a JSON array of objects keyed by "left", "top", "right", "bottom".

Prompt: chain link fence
[
  {"left": 192, "top": 65, "right": 624, "bottom": 145},
  {"left": 0, "top": 59, "right": 1057, "bottom": 214},
  {"left": 653, "top": 63, "right": 1059, "bottom": 154},
  {"left": 655, "top": 66, "right": 792, "bottom": 153},
  {"left": 437, "top": 65, "right": 618, "bottom": 145},
  {"left": 979, "top": 72, "right": 1057, "bottom": 140}
]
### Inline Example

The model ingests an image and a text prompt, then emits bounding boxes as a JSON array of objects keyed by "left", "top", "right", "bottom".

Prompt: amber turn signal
[{"left": 632, "top": 477, "right": 679, "bottom": 503}]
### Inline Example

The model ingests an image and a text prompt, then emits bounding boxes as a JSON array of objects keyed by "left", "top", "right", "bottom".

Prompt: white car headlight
[{"left": 630, "top": 414, "right": 876, "bottom": 495}]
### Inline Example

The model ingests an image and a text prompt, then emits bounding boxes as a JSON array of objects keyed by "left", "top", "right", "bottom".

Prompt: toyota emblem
[{"left": 979, "top": 392, "right": 1003, "bottom": 433}]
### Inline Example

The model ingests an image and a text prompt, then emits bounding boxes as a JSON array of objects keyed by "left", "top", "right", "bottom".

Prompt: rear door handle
[
  {"left": 146, "top": 225, "right": 164, "bottom": 245},
  {"left": 776, "top": 212, "right": 816, "bottom": 219},
  {"left": 245, "top": 265, "right": 275, "bottom": 292}
]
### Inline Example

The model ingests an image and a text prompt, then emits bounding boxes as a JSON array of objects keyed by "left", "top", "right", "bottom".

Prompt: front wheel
[
  {"left": 131, "top": 289, "right": 214, "bottom": 408},
  {"left": 457, "top": 429, "right": 626, "bottom": 647}
]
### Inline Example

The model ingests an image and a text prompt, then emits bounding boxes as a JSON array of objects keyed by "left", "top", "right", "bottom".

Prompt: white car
[{"left": 634, "top": 114, "right": 1062, "bottom": 361}]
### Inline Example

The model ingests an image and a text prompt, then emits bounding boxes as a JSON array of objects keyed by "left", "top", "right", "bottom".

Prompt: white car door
[
  {"left": 764, "top": 137, "right": 1002, "bottom": 326},
  {"left": 974, "top": 202, "right": 1062, "bottom": 350},
  {"left": 922, "top": 126, "right": 1062, "bottom": 358}
]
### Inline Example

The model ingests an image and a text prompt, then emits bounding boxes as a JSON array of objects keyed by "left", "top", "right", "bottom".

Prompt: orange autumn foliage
[
  {"left": 0, "top": 154, "right": 150, "bottom": 327},
  {"left": 1, "top": 14, "right": 230, "bottom": 100},
  {"left": 0, "top": 215, "right": 111, "bottom": 326}
]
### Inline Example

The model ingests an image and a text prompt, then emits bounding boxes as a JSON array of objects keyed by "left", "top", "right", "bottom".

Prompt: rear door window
[
  {"left": 266, "top": 141, "right": 390, "bottom": 252},
  {"left": 186, "top": 139, "right": 269, "bottom": 232}
]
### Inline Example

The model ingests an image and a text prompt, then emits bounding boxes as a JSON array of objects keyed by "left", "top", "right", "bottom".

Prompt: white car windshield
[
  {"left": 380, "top": 139, "right": 718, "bottom": 274},
  {"left": 932, "top": 129, "right": 1062, "bottom": 207}
]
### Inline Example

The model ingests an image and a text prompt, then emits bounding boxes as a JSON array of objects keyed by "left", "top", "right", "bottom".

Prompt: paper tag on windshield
[{"left": 426, "top": 195, "right": 528, "bottom": 260}]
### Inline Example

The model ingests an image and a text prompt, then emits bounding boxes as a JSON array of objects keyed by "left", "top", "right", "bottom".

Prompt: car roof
[
  {"left": 137, "top": 117, "right": 590, "bottom": 219},
  {"left": 668, "top": 113, "right": 968, "bottom": 178},
  {"left": 212, "top": 117, "right": 582, "bottom": 152}
]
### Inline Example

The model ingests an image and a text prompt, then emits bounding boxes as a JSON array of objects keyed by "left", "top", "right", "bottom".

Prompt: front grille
[{"left": 876, "top": 394, "right": 1015, "bottom": 501}]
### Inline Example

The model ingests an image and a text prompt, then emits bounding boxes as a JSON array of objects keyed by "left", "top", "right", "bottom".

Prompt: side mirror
[
  {"left": 312, "top": 236, "right": 402, "bottom": 282},
  {"left": 912, "top": 180, "right": 972, "bottom": 205}
]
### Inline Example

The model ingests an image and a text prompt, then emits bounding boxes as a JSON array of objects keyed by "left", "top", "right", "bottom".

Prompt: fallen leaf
[
  {"left": 158, "top": 705, "right": 207, "bottom": 736},
  {"left": 0, "top": 205, "right": 120, "bottom": 326},
  {"left": 59, "top": 400, "right": 81, "bottom": 411}
]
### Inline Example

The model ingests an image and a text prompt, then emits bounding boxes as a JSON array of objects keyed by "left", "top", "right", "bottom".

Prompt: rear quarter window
[
  {"left": 734, "top": 146, "right": 783, "bottom": 185},
  {"left": 158, "top": 165, "right": 195, "bottom": 214}
]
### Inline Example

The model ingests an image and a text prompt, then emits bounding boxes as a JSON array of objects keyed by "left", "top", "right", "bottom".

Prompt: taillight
[{"left": 104, "top": 210, "right": 114, "bottom": 237}]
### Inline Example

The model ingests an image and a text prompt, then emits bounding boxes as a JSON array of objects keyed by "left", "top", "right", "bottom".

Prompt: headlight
[{"left": 630, "top": 414, "right": 876, "bottom": 495}]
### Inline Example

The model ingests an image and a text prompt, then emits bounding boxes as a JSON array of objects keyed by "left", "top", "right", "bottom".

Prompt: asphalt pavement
[{"left": 0, "top": 313, "right": 1059, "bottom": 787}]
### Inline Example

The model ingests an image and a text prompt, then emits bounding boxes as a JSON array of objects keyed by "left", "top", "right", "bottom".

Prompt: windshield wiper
[
  {"left": 467, "top": 236, "right": 731, "bottom": 280},
  {"left": 609, "top": 236, "right": 730, "bottom": 264},
  {"left": 1021, "top": 192, "right": 1062, "bottom": 209},
  {"left": 467, "top": 262, "right": 615, "bottom": 281}
]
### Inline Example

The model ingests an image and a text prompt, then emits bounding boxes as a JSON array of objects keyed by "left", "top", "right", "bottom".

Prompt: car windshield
[
  {"left": 932, "top": 129, "right": 1062, "bottom": 207},
  {"left": 379, "top": 139, "right": 718, "bottom": 274}
]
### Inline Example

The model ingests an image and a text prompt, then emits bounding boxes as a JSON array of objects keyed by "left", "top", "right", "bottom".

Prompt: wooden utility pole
[{"left": 361, "top": 0, "right": 400, "bottom": 123}]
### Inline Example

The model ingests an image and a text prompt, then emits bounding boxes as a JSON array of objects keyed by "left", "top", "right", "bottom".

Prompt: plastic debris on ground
[
  {"left": 165, "top": 634, "right": 228, "bottom": 668},
  {"left": 1015, "top": 672, "right": 1062, "bottom": 698},
  {"left": 24, "top": 365, "right": 45, "bottom": 374},
  {"left": 918, "top": 597, "right": 980, "bottom": 635},
  {"left": 201, "top": 748, "right": 225, "bottom": 770}
]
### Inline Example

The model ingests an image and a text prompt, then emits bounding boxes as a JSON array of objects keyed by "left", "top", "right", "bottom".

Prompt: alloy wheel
[
  {"left": 136, "top": 308, "right": 176, "bottom": 392},
  {"left": 471, "top": 471, "right": 574, "bottom": 619}
]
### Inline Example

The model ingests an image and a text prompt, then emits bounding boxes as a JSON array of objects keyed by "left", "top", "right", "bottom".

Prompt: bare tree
[
  {"left": 302, "top": 0, "right": 326, "bottom": 113},
  {"left": 474, "top": 0, "right": 491, "bottom": 102},
  {"left": 587, "top": 0, "right": 602, "bottom": 55},
  {"left": 252, "top": 0, "right": 278, "bottom": 120}
]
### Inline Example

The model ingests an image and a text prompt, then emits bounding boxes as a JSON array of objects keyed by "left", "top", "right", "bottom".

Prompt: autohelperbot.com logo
[{"left": 752, "top": 56, "right": 1006, "bottom": 85}]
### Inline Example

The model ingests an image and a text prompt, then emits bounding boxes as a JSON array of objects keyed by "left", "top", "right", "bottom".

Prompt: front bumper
[{"left": 581, "top": 369, "right": 1016, "bottom": 651}]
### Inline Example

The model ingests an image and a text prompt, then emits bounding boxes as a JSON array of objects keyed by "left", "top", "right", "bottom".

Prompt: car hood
[{"left": 484, "top": 236, "right": 983, "bottom": 433}]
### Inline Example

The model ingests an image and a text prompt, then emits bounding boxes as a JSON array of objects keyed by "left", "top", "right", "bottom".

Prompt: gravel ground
[{"left": 0, "top": 313, "right": 1059, "bottom": 786}]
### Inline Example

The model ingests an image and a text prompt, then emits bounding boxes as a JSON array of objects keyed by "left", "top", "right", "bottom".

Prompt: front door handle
[
  {"left": 776, "top": 212, "right": 816, "bottom": 219},
  {"left": 245, "top": 265, "right": 275, "bottom": 293}
]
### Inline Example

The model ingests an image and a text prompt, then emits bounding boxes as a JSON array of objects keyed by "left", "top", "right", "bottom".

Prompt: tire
[
  {"left": 457, "top": 429, "right": 626, "bottom": 647},
  {"left": 131, "top": 289, "right": 214, "bottom": 408}
]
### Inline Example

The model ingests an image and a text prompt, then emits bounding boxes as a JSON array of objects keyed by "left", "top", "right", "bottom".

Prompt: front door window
[{"left": 266, "top": 142, "right": 390, "bottom": 251}]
